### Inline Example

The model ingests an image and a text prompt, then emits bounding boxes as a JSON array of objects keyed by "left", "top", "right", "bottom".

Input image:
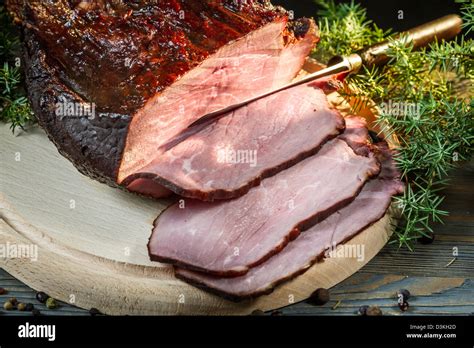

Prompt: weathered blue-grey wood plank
[
  {"left": 282, "top": 275, "right": 474, "bottom": 316},
  {"left": 0, "top": 268, "right": 89, "bottom": 316}
]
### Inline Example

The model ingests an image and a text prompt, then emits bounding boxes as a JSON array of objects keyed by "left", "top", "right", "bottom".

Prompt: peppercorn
[
  {"left": 0, "top": 287, "right": 7, "bottom": 295},
  {"left": 45, "top": 297, "right": 57, "bottom": 309},
  {"left": 8, "top": 297, "right": 18, "bottom": 306},
  {"left": 25, "top": 303, "right": 34, "bottom": 311},
  {"left": 397, "top": 289, "right": 411, "bottom": 302},
  {"left": 358, "top": 305, "right": 369, "bottom": 316},
  {"left": 366, "top": 306, "right": 383, "bottom": 316},
  {"left": 270, "top": 310, "right": 283, "bottom": 316},
  {"left": 250, "top": 309, "right": 265, "bottom": 316},
  {"left": 36, "top": 291, "right": 49, "bottom": 303},
  {"left": 3, "top": 301, "right": 13, "bottom": 310},
  {"left": 368, "top": 130, "right": 382, "bottom": 144},
  {"left": 89, "top": 307, "right": 101, "bottom": 316},
  {"left": 418, "top": 232, "right": 435, "bottom": 245},
  {"left": 17, "top": 302, "right": 27, "bottom": 311},
  {"left": 308, "top": 288, "right": 330, "bottom": 305},
  {"left": 398, "top": 301, "right": 410, "bottom": 312},
  {"left": 31, "top": 309, "right": 41, "bottom": 316}
]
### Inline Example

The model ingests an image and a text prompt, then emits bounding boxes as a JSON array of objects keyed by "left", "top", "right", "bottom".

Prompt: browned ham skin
[{"left": 18, "top": 0, "right": 287, "bottom": 114}]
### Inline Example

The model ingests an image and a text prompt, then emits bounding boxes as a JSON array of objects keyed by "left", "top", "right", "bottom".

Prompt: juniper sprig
[
  {"left": 0, "top": 5, "right": 34, "bottom": 133},
  {"left": 313, "top": 0, "right": 474, "bottom": 249}
]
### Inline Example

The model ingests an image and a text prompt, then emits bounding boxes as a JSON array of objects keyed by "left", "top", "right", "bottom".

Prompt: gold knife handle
[{"left": 360, "top": 14, "right": 462, "bottom": 67}]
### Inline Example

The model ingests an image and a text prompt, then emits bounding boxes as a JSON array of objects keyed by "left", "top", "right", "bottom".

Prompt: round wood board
[{"left": 0, "top": 61, "right": 397, "bottom": 315}]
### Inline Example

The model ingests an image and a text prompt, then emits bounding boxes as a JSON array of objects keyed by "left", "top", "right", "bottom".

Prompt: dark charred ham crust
[
  {"left": 288, "top": 18, "right": 313, "bottom": 39},
  {"left": 122, "top": 120, "right": 345, "bottom": 201},
  {"left": 5, "top": 0, "right": 24, "bottom": 23},
  {"left": 17, "top": 0, "right": 289, "bottom": 114},
  {"left": 23, "top": 28, "right": 128, "bottom": 185}
]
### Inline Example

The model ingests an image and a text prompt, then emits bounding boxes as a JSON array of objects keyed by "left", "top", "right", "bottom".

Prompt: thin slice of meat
[
  {"left": 118, "top": 18, "right": 319, "bottom": 196},
  {"left": 12, "top": 1, "right": 319, "bottom": 193},
  {"left": 175, "top": 136, "right": 404, "bottom": 300},
  {"left": 16, "top": 0, "right": 293, "bottom": 115},
  {"left": 122, "top": 79, "right": 345, "bottom": 201},
  {"left": 338, "top": 117, "right": 373, "bottom": 157},
  {"left": 148, "top": 120, "right": 380, "bottom": 277}
]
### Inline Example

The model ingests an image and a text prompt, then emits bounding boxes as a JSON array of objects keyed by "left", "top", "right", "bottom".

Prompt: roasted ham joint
[{"left": 8, "top": 0, "right": 404, "bottom": 300}]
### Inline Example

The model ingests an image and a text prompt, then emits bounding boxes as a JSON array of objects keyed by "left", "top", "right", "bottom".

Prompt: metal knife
[{"left": 184, "top": 14, "right": 462, "bottom": 130}]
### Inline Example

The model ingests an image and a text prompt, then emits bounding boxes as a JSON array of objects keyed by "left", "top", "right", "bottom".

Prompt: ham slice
[
  {"left": 148, "top": 119, "right": 380, "bottom": 276},
  {"left": 13, "top": 1, "right": 320, "bottom": 197},
  {"left": 123, "top": 80, "right": 345, "bottom": 201},
  {"left": 118, "top": 18, "right": 320, "bottom": 199},
  {"left": 175, "top": 132, "right": 404, "bottom": 300}
]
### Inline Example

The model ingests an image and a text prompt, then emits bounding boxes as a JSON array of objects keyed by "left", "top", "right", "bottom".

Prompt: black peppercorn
[
  {"left": 308, "top": 288, "right": 330, "bottom": 305},
  {"left": 31, "top": 309, "right": 41, "bottom": 316},
  {"left": 35, "top": 291, "right": 48, "bottom": 303},
  {"left": 250, "top": 309, "right": 265, "bottom": 316},
  {"left": 397, "top": 289, "right": 411, "bottom": 302},
  {"left": 368, "top": 130, "right": 382, "bottom": 143},
  {"left": 270, "top": 310, "right": 283, "bottom": 316},
  {"left": 89, "top": 307, "right": 101, "bottom": 316},
  {"left": 25, "top": 303, "right": 34, "bottom": 311},
  {"left": 399, "top": 301, "right": 409, "bottom": 312},
  {"left": 358, "top": 305, "right": 369, "bottom": 316},
  {"left": 0, "top": 287, "right": 7, "bottom": 295}
]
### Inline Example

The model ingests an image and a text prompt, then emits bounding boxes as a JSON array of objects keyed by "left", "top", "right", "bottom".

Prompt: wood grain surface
[{"left": 0, "top": 160, "right": 472, "bottom": 316}]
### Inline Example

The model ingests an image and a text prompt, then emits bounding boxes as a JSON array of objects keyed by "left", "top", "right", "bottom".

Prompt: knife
[{"left": 185, "top": 14, "right": 462, "bottom": 129}]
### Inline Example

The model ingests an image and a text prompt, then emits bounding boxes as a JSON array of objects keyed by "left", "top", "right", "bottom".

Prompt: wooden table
[{"left": 1, "top": 160, "right": 472, "bottom": 316}]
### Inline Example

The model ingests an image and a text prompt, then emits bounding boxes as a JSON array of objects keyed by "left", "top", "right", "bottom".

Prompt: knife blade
[
  {"left": 184, "top": 54, "right": 362, "bottom": 129},
  {"left": 185, "top": 14, "right": 461, "bottom": 130},
  {"left": 161, "top": 14, "right": 461, "bottom": 152}
]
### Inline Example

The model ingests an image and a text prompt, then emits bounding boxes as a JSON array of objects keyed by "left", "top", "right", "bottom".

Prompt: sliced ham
[
  {"left": 175, "top": 139, "right": 404, "bottom": 300},
  {"left": 14, "top": 1, "right": 320, "bottom": 195},
  {"left": 123, "top": 80, "right": 345, "bottom": 201},
  {"left": 148, "top": 119, "right": 380, "bottom": 276},
  {"left": 118, "top": 18, "right": 320, "bottom": 199}
]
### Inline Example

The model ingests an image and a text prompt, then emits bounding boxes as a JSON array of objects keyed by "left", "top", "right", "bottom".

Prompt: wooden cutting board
[{"left": 0, "top": 61, "right": 398, "bottom": 315}]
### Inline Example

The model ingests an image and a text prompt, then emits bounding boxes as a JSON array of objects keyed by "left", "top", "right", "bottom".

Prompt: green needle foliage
[
  {"left": 313, "top": 0, "right": 391, "bottom": 62},
  {"left": 313, "top": 0, "right": 474, "bottom": 249},
  {"left": 0, "top": 5, "right": 34, "bottom": 133},
  {"left": 461, "top": 2, "right": 474, "bottom": 35}
]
